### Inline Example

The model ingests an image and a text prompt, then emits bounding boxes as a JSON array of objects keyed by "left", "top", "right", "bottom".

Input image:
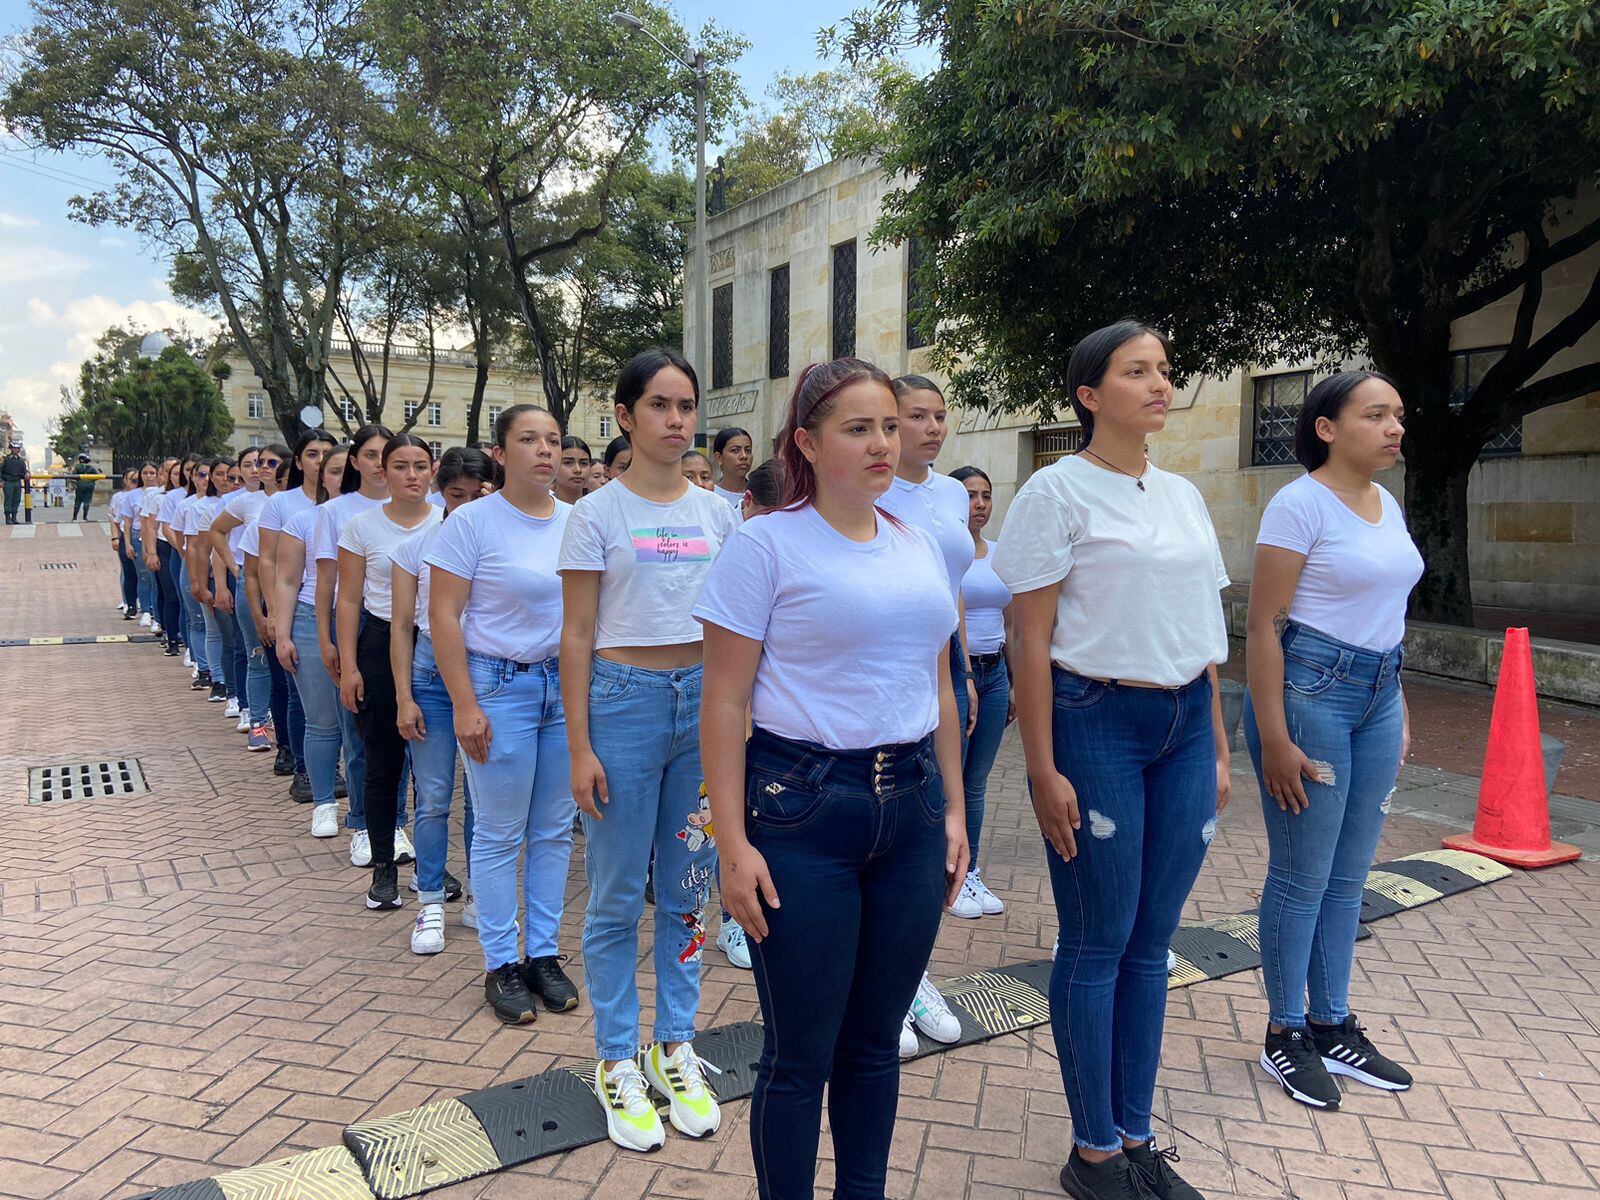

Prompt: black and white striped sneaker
[
  {"left": 1260, "top": 1027, "right": 1341, "bottom": 1109},
  {"left": 1311, "top": 1016, "right": 1412, "bottom": 1092}
]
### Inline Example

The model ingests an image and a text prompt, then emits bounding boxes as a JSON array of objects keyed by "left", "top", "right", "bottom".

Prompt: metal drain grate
[
  {"left": 28, "top": 759, "right": 149, "bottom": 805},
  {"left": 38, "top": 562, "right": 78, "bottom": 571}
]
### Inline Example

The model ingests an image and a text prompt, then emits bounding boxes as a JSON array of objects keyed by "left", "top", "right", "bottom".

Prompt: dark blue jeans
[
  {"left": 1244, "top": 621, "right": 1404, "bottom": 1028},
  {"left": 950, "top": 633, "right": 969, "bottom": 752},
  {"left": 156, "top": 541, "right": 183, "bottom": 647},
  {"left": 745, "top": 726, "right": 947, "bottom": 1200},
  {"left": 1045, "top": 670, "right": 1217, "bottom": 1151},
  {"left": 961, "top": 652, "right": 1010, "bottom": 866}
]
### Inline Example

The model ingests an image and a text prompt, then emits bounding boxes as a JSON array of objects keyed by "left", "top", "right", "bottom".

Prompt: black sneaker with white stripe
[
  {"left": 1310, "top": 1016, "right": 1412, "bottom": 1092},
  {"left": 1260, "top": 1027, "right": 1341, "bottom": 1109}
]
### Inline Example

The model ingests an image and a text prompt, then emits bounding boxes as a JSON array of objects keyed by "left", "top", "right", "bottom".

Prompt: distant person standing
[
  {"left": 2, "top": 443, "right": 28, "bottom": 524},
  {"left": 71, "top": 453, "right": 97, "bottom": 521}
]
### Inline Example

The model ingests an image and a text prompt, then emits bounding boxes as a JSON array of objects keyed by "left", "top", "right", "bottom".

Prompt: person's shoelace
[
  {"left": 1144, "top": 1145, "right": 1185, "bottom": 1189},
  {"left": 915, "top": 974, "right": 950, "bottom": 1017},
  {"left": 667, "top": 1046, "right": 722, "bottom": 1099},
  {"left": 609, "top": 1064, "right": 654, "bottom": 1115}
]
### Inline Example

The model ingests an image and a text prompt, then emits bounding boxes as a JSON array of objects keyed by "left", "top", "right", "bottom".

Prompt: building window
[
  {"left": 832, "top": 240, "right": 857, "bottom": 360},
  {"left": 1451, "top": 347, "right": 1521, "bottom": 456},
  {"left": 246, "top": 392, "right": 265, "bottom": 420},
  {"left": 339, "top": 396, "right": 358, "bottom": 422},
  {"left": 769, "top": 264, "right": 790, "bottom": 378},
  {"left": 248, "top": 434, "right": 265, "bottom": 448},
  {"left": 426, "top": 401, "right": 442, "bottom": 428},
  {"left": 428, "top": 441, "right": 443, "bottom": 459},
  {"left": 598, "top": 415, "right": 612, "bottom": 439},
  {"left": 712, "top": 283, "right": 734, "bottom": 390},
  {"left": 1033, "top": 424, "right": 1084, "bottom": 472},
  {"left": 1251, "top": 371, "right": 1312, "bottom": 466},
  {"left": 906, "top": 237, "right": 930, "bottom": 351},
  {"left": 486, "top": 404, "right": 502, "bottom": 431},
  {"left": 404, "top": 399, "right": 420, "bottom": 422}
]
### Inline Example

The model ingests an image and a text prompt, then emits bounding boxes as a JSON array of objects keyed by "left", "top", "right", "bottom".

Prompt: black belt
[{"left": 971, "top": 650, "right": 1004, "bottom": 667}]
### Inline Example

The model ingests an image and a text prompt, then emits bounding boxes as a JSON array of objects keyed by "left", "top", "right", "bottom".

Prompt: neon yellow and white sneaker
[
  {"left": 642, "top": 1041, "right": 722, "bottom": 1138},
  {"left": 595, "top": 1059, "right": 665, "bottom": 1153}
]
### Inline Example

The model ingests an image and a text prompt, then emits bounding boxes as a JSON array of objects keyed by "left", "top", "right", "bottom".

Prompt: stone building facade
[{"left": 685, "top": 157, "right": 1600, "bottom": 617}]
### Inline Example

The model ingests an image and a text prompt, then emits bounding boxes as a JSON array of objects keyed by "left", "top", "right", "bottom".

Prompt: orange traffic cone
[{"left": 1443, "top": 628, "right": 1580, "bottom": 869}]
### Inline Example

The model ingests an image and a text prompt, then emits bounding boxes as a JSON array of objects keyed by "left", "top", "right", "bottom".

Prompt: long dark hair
[
  {"left": 286, "top": 430, "right": 338, "bottom": 490},
  {"left": 777, "top": 358, "right": 898, "bottom": 511},
  {"left": 891, "top": 374, "right": 944, "bottom": 403},
  {"left": 561, "top": 434, "right": 592, "bottom": 458},
  {"left": 342, "top": 424, "right": 394, "bottom": 495},
  {"left": 603, "top": 435, "right": 632, "bottom": 469},
  {"left": 745, "top": 457, "right": 784, "bottom": 509},
  {"left": 436, "top": 446, "right": 495, "bottom": 497},
  {"left": 187, "top": 457, "right": 216, "bottom": 497},
  {"left": 712, "top": 426, "right": 750, "bottom": 454},
  {"left": 205, "top": 457, "right": 236, "bottom": 498},
  {"left": 314, "top": 446, "right": 350, "bottom": 505},
  {"left": 382, "top": 432, "right": 434, "bottom": 468},
  {"left": 615, "top": 347, "right": 698, "bottom": 413},
  {"left": 1065, "top": 320, "right": 1174, "bottom": 442},
  {"left": 950, "top": 465, "right": 991, "bottom": 488},
  {"left": 1294, "top": 370, "right": 1400, "bottom": 470}
]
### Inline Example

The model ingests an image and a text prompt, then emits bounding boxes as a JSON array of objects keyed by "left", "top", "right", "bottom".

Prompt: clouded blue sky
[{"left": 0, "top": 1, "right": 924, "bottom": 462}]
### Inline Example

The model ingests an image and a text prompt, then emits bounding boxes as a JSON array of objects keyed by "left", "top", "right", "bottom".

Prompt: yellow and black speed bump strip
[
  {"left": 129, "top": 848, "right": 1510, "bottom": 1200},
  {"left": 0, "top": 633, "right": 162, "bottom": 648}
]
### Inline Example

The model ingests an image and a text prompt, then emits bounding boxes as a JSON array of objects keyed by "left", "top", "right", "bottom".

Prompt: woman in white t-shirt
[
  {"left": 710, "top": 426, "right": 753, "bottom": 508},
  {"left": 142, "top": 458, "right": 182, "bottom": 653},
  {"left": 234, "top": 447, "right": 288, "bottom": 752},
  {"left": 338, "top": 435, "right": 442, "bottom": 911},
  {"left": 172, "top": 458, "right": 215, "bottom": 691},
  {"left": 393, "top": 448, "right": 496, "bottom": 947},
  {"left": 429, "top": 409, "right": 578, "bottom": 1018},
  {"left": 993, "top": 321, "right": 1229, "bottom": 1200},
  {"left": 696, "top": 357, "right": 967, "bottom": 1200},
  {"left": 190, "top": 457, "right": 240, "bottom": 706},
  {"left": 558, "top": 349, "right": 738, "bottom": 1154},
  {"left": 1245, "top": 372, "right": 1423, "bottom": 1112}
]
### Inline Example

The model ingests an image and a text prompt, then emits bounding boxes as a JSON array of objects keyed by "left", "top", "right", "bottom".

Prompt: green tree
[{"left": 844, "top": 0, "right": 1600, "bottom": 625}]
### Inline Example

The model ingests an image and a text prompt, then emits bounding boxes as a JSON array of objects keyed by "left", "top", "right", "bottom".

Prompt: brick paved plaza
[{"left": 2, "top": 524, "right": 1599, "bottom": 1200}]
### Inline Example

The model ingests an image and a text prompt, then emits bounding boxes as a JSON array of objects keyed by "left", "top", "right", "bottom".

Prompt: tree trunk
[
  {"left": 466, "top": 339, "right": 490, "bottom": 446},
  {"left": 1401, "top": 440, "right": 1475, "bottom": 626}
]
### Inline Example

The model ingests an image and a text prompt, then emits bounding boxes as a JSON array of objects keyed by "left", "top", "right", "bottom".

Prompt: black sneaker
[
  {"left": 521, "top": 955, "right": 579, "bottom": 1012},
  {"left": 1310, "top": 1016, "right": 1413, "bottom": 1092},
  {"left": 289, "top": 770, "right": 313, "bottom": 803},
  {"left": 208, "top": 680, "right": 227, "bottom": 702},
  {"left": 334, "top": 770, "right": 348, "bottom": 799},
  {"left": 190, "top": 670, "right": 211, "bottom": 692},
  {"left": 486, "top": 962, "right": 538, "bottom": 1025},
  {"left": 443, "top": 871, "right": 463, "bottom": 902},
  {"left": 365, "top": 862, "right": 402, "bottom": 910},
  {"left": 273, "top": 746, "right": 296, "bottom": 776},
  {"left": 1059, "top": 1148, "right": 1156, "bottom": 1200},
  {"left": 162, "top": 643, "right": 180, "bottom": 657},
  {"left": 1124, "top": 1141, "right": 1204, "bottom": 1200},
  {"left": 1260, "top": 1027, "right": 1341, "bottom": 1109}
]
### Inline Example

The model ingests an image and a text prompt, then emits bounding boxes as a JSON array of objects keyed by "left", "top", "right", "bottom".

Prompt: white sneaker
[
  {"left": 716, "top": 918, "right": 752, "bottom": 969},
  {"left": 460, "top": 896, "right": 478, "bottom": 929},
  {"left": 642, "top": 1042, "right": 722, "bottom": 1139},
  {"left": 139, "top": 612, "right": 151, "bottom": 627},
  {"left": 968, "top": 869, "right": 1005, "bottom": 915},
  {"left": 1167, "top": 948, "right": 1177, "bottom": 974},
  {"left": 596, "top": 1059, "right": 666, "bottom": 1153},
  {"left": 236, "top": 708, "right": 251, "bottom": 732},
  {"left": 311, "top": 804, "right": 338, "bottom": 838},
  {"left": 117, "top": 602, "right": 126, "bottom": 612},
  {"left": 151, "top": 621, "right": 162, "bottom": 636},
  {"left": 899, "top": 1011, "right": 920, "bottom": 1059},
  {"left": 1052, "top": 936, "right": 1059, "bottom": 960},
  {"left": 224, "top": 697, "right": 240, "bottom": 718},
  {"left": 393, "top": 826, "right": 415, "bottom": 863},
  {"left": 189, "top": 663, "right": 198, "bottom": 679},
  {"left": 410, "top": 903, "right": 445, "bottom": 955},
  {"left": 909, "top": 972, "right": 961, "bottom": 1044},
  {"left": 947, "top": 874, "right": 984, "bottom": 919},
  {"left": 350, "top": 828, "right": 372, "bottom": 866}
]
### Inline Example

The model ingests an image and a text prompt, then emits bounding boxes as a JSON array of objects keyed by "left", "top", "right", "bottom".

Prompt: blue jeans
[
  {"left": 176, "top": 556, "right": 208, "bottom": 672},
  {"left": 1045, "top": 670, "right": 1217, "bottom": 1151},
  {"left": 132, "top": 534, "right": 158, "bottom": 618},
  {"left": 156, "top": 541, "right": 183, "bottom": 646},
  {"left": 961, "top": 653, "right": 1010, "bottom": 867},
  {"left": 409, "top": 635, "right": 475, "bottom": 904},
  {"left": 950, "top": 634, "right": 969, "bottom": 752},
  {"left": 745, "top": 728, "right": 947, "bottom": 1200},
  {"left": 290, "top": 601, "right": 366, "bottom": 825},
  {"left": 1244, "top": 622, "right": 1404, "bottom": 1029},
  {"left": 227, "top": 572, "right": 248, "bottom": 705},
  {"left": 233, "top": 574, "right": 272, "bottom": 725},
  {"left": 581, "top": 657, "right": 714, "bottom": 1061},
  {"left": 458, "top": 651, "right": 572, "bottom": 968},
  {"left": 202, "top": 589, "right": 235, "bottom": 694}
]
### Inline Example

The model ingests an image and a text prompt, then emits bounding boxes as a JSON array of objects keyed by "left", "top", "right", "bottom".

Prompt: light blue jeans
[
  {"left": 202, "top": 593, "right": 233, "bottom": 695},
  {"left": 406, "top": 635, "right": 475, "bottom": 901},
  {"left": 457, "top": 651, "right": 572, "bottom": 970},
  {"left": 1244, "top": 621, "right": 1404, "bottom": 1029},
  {"left": 132, "top": 533, "right": 158, "bottom": 618},
  {"left": 233, "top": 575, "right": 273, "bottom": 725},
  {"left": 290, "top": 600, "right": 366, "bottom": 826},
  {"left": 962, "top": 652, "right": 1010, "bottom": 866},
  {"left": 176, "top": 556, "right": 209, "bottom": 674},
  {"left": 581, "top": 657, "right": 715, "bottom": 1061}
]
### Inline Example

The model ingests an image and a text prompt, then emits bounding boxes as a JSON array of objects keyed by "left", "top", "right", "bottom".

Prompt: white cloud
[
  {"left": 0, "top": 210, "right": 41, "bottom": 229},
  {"left": 25, "top": 298, "right": 56, "bottom": 324},
  {"left": 0, "top": 244, "right": 90, "bottom": 285}
]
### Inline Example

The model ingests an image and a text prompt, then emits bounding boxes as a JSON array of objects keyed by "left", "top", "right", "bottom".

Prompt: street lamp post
[{"left": 611, "top": 12, "right": 710, "bottom": 388}]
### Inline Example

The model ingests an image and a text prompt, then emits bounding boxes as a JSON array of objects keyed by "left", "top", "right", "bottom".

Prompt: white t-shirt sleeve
[
  {"left": 555, "top": 498, "right": 608, "bottom": 572},
  {"left": 1256, "top": 482, "right": 1321, "bottom": 557},
  {"left": 338, "top": 512, "right": 369, "bottom": 557},
  {"left": 313, "top": 506, "right": 340, "bottom": 563},
  {"left": 259, "top": 492, "right": 288, "bottom": 533},
  {"left": 425, "top": 508, "right": 479, "bottom": 580},
  {"left": 692, "top": 528, "right": 779, "bottom": 642},
  {"left": 992, "top": 484, "right": 1079, "bottom": 593}
]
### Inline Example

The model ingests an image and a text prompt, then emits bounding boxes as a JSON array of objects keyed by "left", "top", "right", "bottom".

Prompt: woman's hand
[
  {"left": 397, "top": 698, "right": 426, "bottom": 741},
  {"left": 144, "top": 552, "right": 159, "bottom": 572},
  {"left": 259, "top": 615, "right": 276, "bottom": 648},
  {"left": 943, "top": 814, "right": 971, "bottom": 909},
  {"left": 339, "top": 667, "right": 363, "bottom": 714},
  {"left": 965, "top": 678, "right": 979, "bottom": 737},
  {"left": 1215, "top": 752, "right": 1232, "bottom": 815},
  {"left": 215, "top": 587, "right": 234, "bottom": 615},
  {"left": 276, "top": 636, "right": 298, "bottom": 673},
  {"left": 1030, "top": 769, "right": 1081, "bottom": 860},
  {"left": 571, "top": 747, "right": 609, "bottom": 819},
  {"left": 455, "top": 702, "right": 491, "bottom": 764},
  {"left": 319, "top": 640, "right": 339, "bottom": 681},
  {"left": 1006, "top": 687, "right": 1016, "bottom": 725},
  {"left": 1261, "top": 738, "right": 1322, "bottom": 814},
  {"left": 719, "top": 838, "right": 780, "bottom": 941}
]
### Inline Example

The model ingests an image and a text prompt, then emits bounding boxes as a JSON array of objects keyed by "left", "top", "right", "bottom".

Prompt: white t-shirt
[
  {"left": 694, "top": 506, "right": 957, "bottom": 750},
  {"left": 713, "top": 484, "right": 744, "bottom": 512},
  {"left": 220, "top": 489, "right": 268, "bottom": 567},
  {"left": 240, "top": 508, "right": 264, "bottom": 560},
  {"left": 1256, "top": 474, "right": 1423, "bottom": 652},
  {"left": 994, "top": 455, "right": 1230, "bottom": 687},
  {"left": 962, "top": 540, "right": 1011, "bottom": 656},
  {"left": 314, "top": 492, "right": 383, "bottom": 564},
  {"left": 877, "top": 471, "right": 974, "bottom": 619},
  {"left": 154, "top": 489, "right": 184, "bottom": 543},
  {"left": 391, "top": 524, "right": 441, "bottom": 636},
  {"left": 339, "top": 504, "right": 443, "bottom": 622},
  {"left": 179, "top": 494, "right": 219, "bottom": 537},
  {"left": 557, "top": 480, "right": 740, "bottom": 649},
  {"left": 259, "top": 486, "right": 315, "bottom": 535},
  {"left": 426, "top": 490, "right": 445, "bottom": 509},
  {"left": 281, "top": 506, "right": 324, "bottom": 608},
  {"left": 427, "top": 492, "right": 571, "bottom": 663}
]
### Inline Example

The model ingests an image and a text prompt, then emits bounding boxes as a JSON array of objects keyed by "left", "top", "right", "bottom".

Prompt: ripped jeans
[
  {"left": 1244, "top": 621, "right": 1403, "bottom": 1029},
  {"left": 1043, "top": 668, "right": 1217, "bottom": 1152}
]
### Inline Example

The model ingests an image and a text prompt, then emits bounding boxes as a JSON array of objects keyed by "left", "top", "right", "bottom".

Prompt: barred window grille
[
  {"left": 1451, "top": 347, "right": 1521, "bottom": 456},
  {"left": 1033, "top": 426, "right": 1084, "bottom": 471},
  {"left": 1251, "top": 372, "right": 1312, "bottom": 466},
  {"left": 906, "top": 236, "right": 930, "bottom": 351},
  {"left": 832, "top": 240, "right": 857, "bottom": 360},
  {"left": 769, "top": 264, "right": 790, "bottom": 378},
  {"left": 712, "top": 283, "right": 734, "bottom": 391}
]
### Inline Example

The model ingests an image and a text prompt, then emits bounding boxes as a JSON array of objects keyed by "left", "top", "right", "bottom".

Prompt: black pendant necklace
[{"left": 1081, "top": 448, "right": 1148, "bottom": 490}]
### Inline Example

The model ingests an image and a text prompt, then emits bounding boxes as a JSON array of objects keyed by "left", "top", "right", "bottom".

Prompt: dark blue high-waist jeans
[
  {"left": 1044, "top": 669, "right": 1217, "bottom": 1151},
  {"left": 1243, "top": 621, "right": 1404, "bottom": 1029},
  {"left": 745, "top": 726, "right": 948, "bottom": 1200},
  {"left": 961, "top": 652, "right": 1010, "bottom": 866}
]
